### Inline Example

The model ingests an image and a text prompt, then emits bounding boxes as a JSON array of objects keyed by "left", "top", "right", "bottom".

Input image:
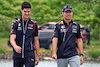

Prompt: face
[
  {"left": 88, "top": 26, "right": 90, "bottom": 28},
  {"left": 21, "top": 8, "right": 31, "bottom": 21},
  {"left": 62, "top": 10, "right": 73, "bottom": 20}
]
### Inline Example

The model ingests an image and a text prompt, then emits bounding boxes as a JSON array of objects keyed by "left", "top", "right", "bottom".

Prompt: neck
[
  {"left": 64, "top": 19, "right": 72, "bottom": 25},
  {"left": 22, "top": 16, "right": 29, "bottom": 21}
]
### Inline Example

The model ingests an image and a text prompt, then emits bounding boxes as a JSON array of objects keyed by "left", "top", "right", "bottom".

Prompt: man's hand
[
  {"left": 10, "top": 35, "right": 22, "bottom": 54},
  {"left": 52, "top": 54, "right": 57, "bottom": 59},
  {"left": 35, "top": 56, "right": 39, "bottom": 65},
  {"left": 52, "top": 38, "right": 58, "bottom": 60},
  {"left": 80, "top": 55, "right": 84, "bottom": 65},
  {"left": 14, "top": 45, "right": 22, "bottom": 53}
]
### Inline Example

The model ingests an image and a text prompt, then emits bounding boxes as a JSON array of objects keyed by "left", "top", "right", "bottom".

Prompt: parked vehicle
[
  {"left": 38, "top": 30, "right": 53, "bottom": 49},
  {"left": 38, "top": 22, "right": 87, "bottom": 49},
  {"left": 38, "top": 22, "right": 56, "bottom": 31},
  {"left": 8, "top": 22, "right": 86, "bottom": 49},
  {"left": 38, "top": 22, "right": 56, "bottom": 49}
]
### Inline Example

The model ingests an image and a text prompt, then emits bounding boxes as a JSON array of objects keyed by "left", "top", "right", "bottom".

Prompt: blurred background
[{"left": 0, "top": 0, "right": 100, "bottom": 67}]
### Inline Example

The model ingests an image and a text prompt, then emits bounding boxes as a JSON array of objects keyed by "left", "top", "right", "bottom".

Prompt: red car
[
  {"left": 38, "top": 22, "right": 56, "bottom": 31},
  {"left": 38, "top": 22, "right": 86, "bottom": 49}
]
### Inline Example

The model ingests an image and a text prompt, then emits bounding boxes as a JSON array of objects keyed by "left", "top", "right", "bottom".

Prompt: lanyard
[
  {"left": 63, "top": 23, "right": 72, "bottom": 42},
  {"left": 22, "top": 19, "right": 29, "bottom": 34}
]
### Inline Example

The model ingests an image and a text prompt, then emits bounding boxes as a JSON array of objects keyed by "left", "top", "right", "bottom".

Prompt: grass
[
  {"left": 0, "top": 32, "right": 10, "bottom": 38},
  {"left": 91, "top": 40, "right": 99, "bottom": 46},
  {"left": 83, "top": 40, "right": 100, "bottom": 58},
  {"left": 0, "top": 37, "right": 100, "bottom": 56},
  {"left": 0, "top": 38, "right": 12, "bottom": 53},
  {"left": 0, "top": 37, "right": 100, "bottom": 60},
  {"left": 83, "top": 40, "right": 99, "bottom": 48},
  {"left": 0, "top": 38, "right": 9, "bottom": 47}
]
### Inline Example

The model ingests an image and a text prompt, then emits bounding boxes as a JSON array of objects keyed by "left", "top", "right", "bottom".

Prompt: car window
[
  {"left": 80, "top": 28, "right": 84, "bottom": 32},
  {"left": 40, "top": 24, "right": 55, "bottom": 30},
  {"left": 48, "top": 25, "right": 55, "bottom": 29},
  {"left": 80, "top": 28, "right": 86, "bottom": 33},
  {"left": 40, "top": 25, "right": 49, "bottom": 29}
]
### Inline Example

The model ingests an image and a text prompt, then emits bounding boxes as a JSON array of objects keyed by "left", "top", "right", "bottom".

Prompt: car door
[{"left": 38, "top": 30, "right": 53, "bottom": 48}]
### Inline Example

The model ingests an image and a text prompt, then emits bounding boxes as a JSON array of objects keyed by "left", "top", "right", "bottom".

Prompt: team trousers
[
  {"left": 13, "top": 57, "right": 35, "bottom": 67},
  {"left": 57, "top": 55, "right": 80, "bottom": 67}
]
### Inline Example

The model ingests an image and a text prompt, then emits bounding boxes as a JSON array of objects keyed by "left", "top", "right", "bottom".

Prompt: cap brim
[{"left": 64, "top": 9, "right": 73, "bottom": 12}]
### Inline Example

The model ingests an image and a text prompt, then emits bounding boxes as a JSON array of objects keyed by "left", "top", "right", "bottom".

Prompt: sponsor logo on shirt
[
  {"left": 72, "top": 25, "right": 77, "bottom": 33},
  {"left": 28, "top": 24, "right": 33, "bottom": 27},
  {"left": 18, "top": 23, "right": 21, "bottom": 26},
  {"left": 28, "top": 24, "right": 33, "bottom": 29},
  {"left": 31, "top": 59, "right": 34, "bottom": 61},
  {"left": 28, "top": 27, "right": 33, "bottom": 29},
  {"left": 72, "top": 25, "right": 77, "bottom": 28},
  {"left": 17, "top": 27, "right": 22, "bottom": 30}
]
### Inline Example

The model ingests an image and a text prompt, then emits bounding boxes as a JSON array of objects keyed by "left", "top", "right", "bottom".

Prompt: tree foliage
[{"left": 0, "top": 0, "right": 100, "bottom": 40}]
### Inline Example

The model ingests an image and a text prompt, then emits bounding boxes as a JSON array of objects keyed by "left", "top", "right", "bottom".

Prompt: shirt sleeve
[
  {"left": 34, "top": 23, "right": 38, "bottom": 36},
  {"left": 53, "top": 24, "right": 59, "bottom": 38},
  {"left": 10, "top": 21, "right": 18, "bottom": 35},
  {"left": 76, "top": 24, "right": 82, "bottom": 38}
]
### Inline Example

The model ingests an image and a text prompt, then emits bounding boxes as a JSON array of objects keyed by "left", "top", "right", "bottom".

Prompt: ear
[
  {"left": 21, "top": 9, "right": 22, "bottom": 13},
  {"left": 71, "top": 11, "right": 73, "bottom": 15},
  {"left": 62, "top": 12, "right": 64, "bottom": 16}
]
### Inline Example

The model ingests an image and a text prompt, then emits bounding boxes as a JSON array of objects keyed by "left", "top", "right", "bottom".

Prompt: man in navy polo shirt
[
  {"left": 86, "top": 24, "right": 91, "bottom": 45},
  {"left": 52, "top": 5, "right": 84, "bottom": 67},
  {"left": 10, "top": 1, "right": 39, "bottom": 67}
]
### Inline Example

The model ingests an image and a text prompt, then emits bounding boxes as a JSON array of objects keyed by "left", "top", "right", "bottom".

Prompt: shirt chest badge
[
  {"left": 18, "top": 27, "right": 22, "bottom": 30},
  {"left": 60, "top": 25, "right": 66, "bottom": 32},
  {"left": 17, "top": 23, "right": 22, "bottom": 30},
  {"left": 18, "top": 23, "right": 21, "bottom": 26}
]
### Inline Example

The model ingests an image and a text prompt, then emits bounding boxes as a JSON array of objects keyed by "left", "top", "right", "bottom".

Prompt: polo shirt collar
[
  {"left": 63, "top": 20, "right": 73, "bottom": 25},
  {"left": 20, "top": 15, "right": 31, "bottom": 22}
]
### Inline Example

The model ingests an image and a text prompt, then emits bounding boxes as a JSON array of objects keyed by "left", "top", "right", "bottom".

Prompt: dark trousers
[
  {"left": 87, "top": 34, "right": 90, "bottom": 45},
  {"left": 13, "top": 57, "right": 35, "bottom": 67}
]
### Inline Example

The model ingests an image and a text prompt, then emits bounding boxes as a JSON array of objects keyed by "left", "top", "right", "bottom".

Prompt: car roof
[
  {"left": 80, "top": 24, "right": 84, "bottom": 28},
  {"left": 38, "top": 22, "right": 84, "bottom": 28},
  {"left": 47, "top": 22, "right": 84, "bottom": 28},
  {"left": 38, "top": 22, "right": 57, "bottom": 28},
  {"left": 47, "top": 22, "right": 57, "bottom": 25}
]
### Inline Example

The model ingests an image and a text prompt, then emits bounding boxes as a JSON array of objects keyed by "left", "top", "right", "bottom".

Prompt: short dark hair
[{"left": 21, "top": 1, "right": 31, "bottom": 10}]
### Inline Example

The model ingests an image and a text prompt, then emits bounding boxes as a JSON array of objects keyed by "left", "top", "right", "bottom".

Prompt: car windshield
[
  {"left": 40, "top": 25, "right": 55, "bottom": 30},
  {"left": 48, "top": 25, "right": 55, "bottom": 29}
]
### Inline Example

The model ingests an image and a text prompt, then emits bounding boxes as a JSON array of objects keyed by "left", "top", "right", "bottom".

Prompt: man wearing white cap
[{"left": 86, "top": 24, "right": 91, "bottom": 45}]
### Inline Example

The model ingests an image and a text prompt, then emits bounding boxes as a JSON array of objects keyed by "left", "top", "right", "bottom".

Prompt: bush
[
  {"left": 88, "top": 49, "right": 100, "bottom": 58},
  {"left": 0, "top": 48, "right": 5, "bottom": 53},
  {"left": 39, "top": 49, "right": 52, "bottom": 53}
]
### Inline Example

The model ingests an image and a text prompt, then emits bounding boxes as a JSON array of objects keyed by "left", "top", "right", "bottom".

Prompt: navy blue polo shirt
[
  {"left": 10, "top": 16, "right": 38, "bottom": 58},
  {"left": 53, "top": 20, "right": 82, "bottom": 59},
  {"left": 86, "top": 28, "right": 91, "bottom": 35}
]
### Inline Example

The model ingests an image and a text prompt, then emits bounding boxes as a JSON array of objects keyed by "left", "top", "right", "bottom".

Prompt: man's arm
[
  {"left": 77, "top": 38, "right": 84, "bottom": 65},
  {"left": 52, "top": 37, "right": 58, "bottom": 59},
  {"left": 10, "top": 35, "right": 22, "bottom": 53},
  {"left": 34, "top": 36, "right": 39, "bottom": 65}
]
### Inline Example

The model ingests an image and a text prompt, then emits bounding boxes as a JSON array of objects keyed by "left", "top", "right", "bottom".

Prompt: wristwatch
[{"left": 80, "top": 54, "right": 84, "bottom": 56}]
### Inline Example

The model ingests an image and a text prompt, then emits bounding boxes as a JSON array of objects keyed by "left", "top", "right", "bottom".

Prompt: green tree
[
  {"left": 0, "top": 0, "right": 100, "bottom": 39},
  {"left": 94, "top": 3, "right": 100, "bottom": 44}
]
